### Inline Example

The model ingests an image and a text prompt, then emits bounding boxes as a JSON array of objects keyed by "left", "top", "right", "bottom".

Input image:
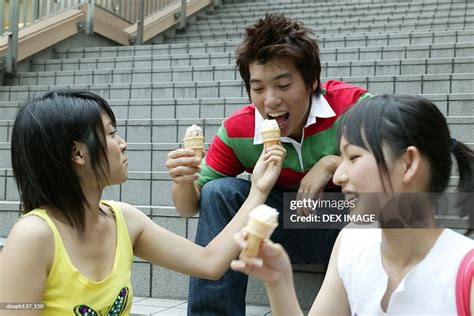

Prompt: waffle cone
[
  {"left": 183, "top": 136, "right": 204, "bottom": 158},
  {"left": 261, "top": 128, "right": 280, "bottom": 147},
  {"left": 242, "top": 233, "right": 264, "bottom": 258},
  {"left": 241, "top": 217, "right": 278, "bottom": 257}
]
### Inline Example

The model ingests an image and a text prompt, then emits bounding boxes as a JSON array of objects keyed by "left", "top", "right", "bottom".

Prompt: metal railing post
[
  {"left": 179, "top": 0, "right": 186, "bottom": 29},
  {"left": 85, "top": 0, "right": 95, "bottom": 34},
  {"left": 136, "top": 0, "right": 145, "bottom": 45},
  {"left": 32, "top": 0, "right": 39, "bottom": 21},
  {"left": 6, "top": 0, "right": 20, "bottom": 74},
  {"left": 0, "top": 0, "right": 5, "bottom": 36},
  {"left": 214, "top": 0, "right": 221, "bottom": 7}
]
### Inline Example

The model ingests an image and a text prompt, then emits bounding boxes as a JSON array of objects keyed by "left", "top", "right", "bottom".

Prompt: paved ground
[{"left": 131, "top": 297, "right": 272, "bottom": 315}]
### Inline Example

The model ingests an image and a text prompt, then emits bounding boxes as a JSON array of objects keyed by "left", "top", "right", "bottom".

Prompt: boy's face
[{"left": 249, "top": 58, "right": 316, "bottom": 141}]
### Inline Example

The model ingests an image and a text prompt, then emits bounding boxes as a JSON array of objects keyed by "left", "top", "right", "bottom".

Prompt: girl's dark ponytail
[{"left": 452, "top": 140, "right": 474, "bottom": 235}]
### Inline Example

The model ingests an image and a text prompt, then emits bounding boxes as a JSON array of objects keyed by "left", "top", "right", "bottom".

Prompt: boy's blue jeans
[{"left": 188, "top": 177, "right": 338, "bottom": 316}]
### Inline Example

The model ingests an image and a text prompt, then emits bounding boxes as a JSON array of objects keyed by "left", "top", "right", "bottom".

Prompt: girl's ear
[
  {"left": 72, "top": 141, "right": 86, "bottom": 166},
  {"left": 312, "top": 80, "right": 319, "bottom": 92},
  {"left": 401, "top": 146, "right": 422, "bottom": 184}
]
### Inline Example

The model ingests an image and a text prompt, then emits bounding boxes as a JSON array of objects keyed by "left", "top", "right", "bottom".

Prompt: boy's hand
[
  {"left": 297, "top": 155, "right": 341, "bottom": 215},
  {"left": 166, "top": 148, "right": 203, "bottom": 185}
]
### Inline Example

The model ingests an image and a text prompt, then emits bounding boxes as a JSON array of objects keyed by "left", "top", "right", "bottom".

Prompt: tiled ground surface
[{"left": 131, "top": 297, "right": 272, "bottom": 315}]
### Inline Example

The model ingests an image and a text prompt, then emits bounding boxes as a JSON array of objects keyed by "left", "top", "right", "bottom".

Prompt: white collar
[{"left": 253, "top": 94, "right": 336, "bottom": 145}]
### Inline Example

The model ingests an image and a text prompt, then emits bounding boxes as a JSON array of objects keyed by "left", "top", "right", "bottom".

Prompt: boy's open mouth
[{"left": 268, "top": 111, "right": 290, "bottom": 129}]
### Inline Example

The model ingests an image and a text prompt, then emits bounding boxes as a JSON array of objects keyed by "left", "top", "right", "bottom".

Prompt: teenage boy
[{"left": 166, "top": 13, "right": 372, "bottom": 315}]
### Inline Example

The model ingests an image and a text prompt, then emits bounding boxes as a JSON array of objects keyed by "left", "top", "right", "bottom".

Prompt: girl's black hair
[
  {"left": 11, "top": 89, "right": 116, "bottom": 234},
  {"left": 337, "top": 94, "right": 473, "bottom": 231}
]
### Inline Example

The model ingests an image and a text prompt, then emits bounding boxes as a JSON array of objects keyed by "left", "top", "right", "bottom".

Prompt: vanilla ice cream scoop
[
  {"left": 260, "top": 119, "right": 281, "bottom": 148},
  {"left": 242, "top": 205, "right": 279, "bottom": 257},
  {"left": 183, "top": 124, "right": 204, "bottom": 158},
  {"left": 262, "top": 119, "right": 279, "bottom": 131},
  {"left": 185, "top": 124, "right": 203, "bottom": 137},
  {"left": 249, "top": 204, "right": 279, "bottom": 224}
]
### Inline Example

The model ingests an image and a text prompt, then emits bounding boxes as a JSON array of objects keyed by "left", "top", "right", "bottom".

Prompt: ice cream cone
[
  {"left": 242, "top": 217, "right": 278, "bottom": 257},
  {"left": 183, "top": 135, "right": 204, "bottom": 158},
  {"left": 261, "top": 128, "right": 281, "bottom": 148}
]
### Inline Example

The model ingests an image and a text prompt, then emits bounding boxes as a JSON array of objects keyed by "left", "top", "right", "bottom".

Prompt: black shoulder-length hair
[
  {"left": 338, "top": 94, "right": 474, "bottom": 230},
  {"left": 11, "top": 89, "right": 116, "bottom": 234}
]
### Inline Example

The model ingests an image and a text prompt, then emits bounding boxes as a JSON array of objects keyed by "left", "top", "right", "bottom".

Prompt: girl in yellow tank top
[{"left": 0, "top": 90, "right": 286, "bottom": 315}]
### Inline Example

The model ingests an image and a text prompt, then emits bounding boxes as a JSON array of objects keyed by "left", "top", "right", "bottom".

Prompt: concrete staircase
[{"left": 0, "top": 0, "right": 472, "bottom": 311}]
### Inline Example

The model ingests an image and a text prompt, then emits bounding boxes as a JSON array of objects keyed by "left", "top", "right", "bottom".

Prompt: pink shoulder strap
[{"left": 456, "top": 249, "right": 474, "bottom": 316}]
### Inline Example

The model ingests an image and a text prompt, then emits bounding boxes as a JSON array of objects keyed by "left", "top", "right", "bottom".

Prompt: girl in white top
[{"left": 231, "top": 94, "right": 473, "bottom": 315}]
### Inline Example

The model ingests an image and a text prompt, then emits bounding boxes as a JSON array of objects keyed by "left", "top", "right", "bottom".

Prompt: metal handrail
[
  {"left": 95, "top": 0, "right": 178, "bottom": 24},
  {"left": 1, "top": 0, "right": 216, "bottom": 74},
  {"left": 1, "top": 0, "right": 86, "bottom": 36},
  {"left": 1, "top": 0, "right": 90, "bottom": 74}
]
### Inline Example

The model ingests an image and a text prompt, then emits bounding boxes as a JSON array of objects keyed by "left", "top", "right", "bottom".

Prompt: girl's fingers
[
  {"left": 231, "top": 260, "right": 256, "bottom": 275},
  {"left": 263, "top": 148, "right": 285, "bottom": 158},
  {"left": 233, "top": 232, "right": 248, "bottom": 249},
  {"left": 239, "top": 255, "right": 263, "bottom": 267},
  {"left": 261, "top": 240, "right": 283, "bottom": 257}
]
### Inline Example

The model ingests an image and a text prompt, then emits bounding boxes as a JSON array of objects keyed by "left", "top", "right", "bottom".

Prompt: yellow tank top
[{"left": 24, "top": 201, "right": 133, "bottom": 315}]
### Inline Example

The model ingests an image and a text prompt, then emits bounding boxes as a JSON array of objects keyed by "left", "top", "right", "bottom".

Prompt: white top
[
  {"left": 338, "top": 228, "right": 474, "bottom": 316},
  {"left": 253, "top": 94, "right": 336, "bottom": 170}
]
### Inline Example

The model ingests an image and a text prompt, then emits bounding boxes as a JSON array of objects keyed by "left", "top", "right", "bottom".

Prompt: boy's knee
[{"left": 201, "top": 177, "right": 250, "bottom": 201}]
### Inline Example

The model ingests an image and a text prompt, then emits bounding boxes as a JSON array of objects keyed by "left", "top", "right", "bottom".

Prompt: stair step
[
  {"left": 211, "top": 0, "right": 470, "bottom": 17},
  {"left": 1, "top": 139, "right": 473, "bottom": 171},
  {"left": 1, "top": 93, "right": 473, "bottom": 121},
  {"left": 0, "top": 74, "right": 473, "bottom": 101},
  {"left": 52, "top": 42, "right": 474, "bottom": 60},
  {"left": 216, "top": 0, "right": 467, "bottom": 11},
  {"left": 168, "top": 23, "right": 474, "bottom": 43},
  {"left": 8, "top": 57, "right": 474, "bottom": 86},
  {"left": 0, "top": 168, "right": 464, "bottom": 206},
  {"left": 195, "top": 6, "right": 472, "bottom": 26},
  {"left": 164, "top": 28, "right": 474, "bottom": 46},
  {"left": 33, "top": 49, "right": 474, "bottom": 72},
  {"left": 188, "top": 12, "right": 474, "bottom": 32}
]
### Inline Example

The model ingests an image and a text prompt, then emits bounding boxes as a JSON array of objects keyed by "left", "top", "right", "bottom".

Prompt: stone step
[
  {"left": 0, "top": 198, "right": 469, "bottom": 237},
  {"left": 32, "top": 47, "right": 474, "bottom": 72},
  {"left": 1, "top": 141, "right": 473, "bottom": 172},
  {"left": 215, "top": 0, "right": 467, "bottom": 11},
  {"left": 0, "top": 97, "right": 248, "bottom": 121},
  {"left": 9, "top": 57, "right": 474, "bottom": 86},
  {"left": 52, "top": 41, "right": 474, "bottom": 61},
  {"left": 221, "top": 0, "right": 465, "bottom": 4},
  {"left": 0, "top": 74, "right": 472, "bottom": 102},
  {"left": 209, "top": 0, "right": 469, "bottom": 16},
  {"left": 188, "top": 11, "right": 474, "bottom": 32},
  {"left": 168, "top": 20, "right": 474, "bottom": 43},
  {"left": 0, "top": 93, "right": 472, "bottom": 121},
  {"left": 164, "top": 28, "right": 474, "bottom": 46},
  {"left": 0, "top": 116, "right": 474, "bottom": 144},
  {"left": 0, "top": 161, "right": 466, "bottom": 206},
  {"left": 196, "top": 4, "right": 471, "bottom": 26}
]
